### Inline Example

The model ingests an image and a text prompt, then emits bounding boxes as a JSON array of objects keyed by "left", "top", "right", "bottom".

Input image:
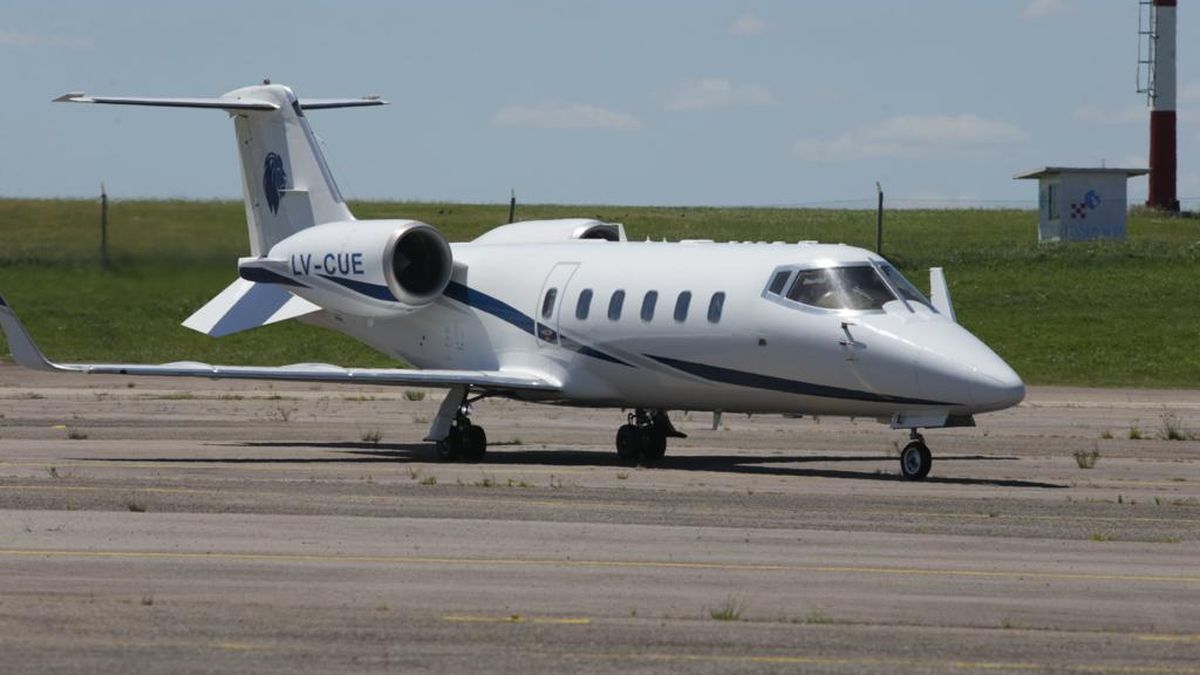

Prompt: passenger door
[{"left": 534, "top": 263, "right": 579, "bottom": 349}]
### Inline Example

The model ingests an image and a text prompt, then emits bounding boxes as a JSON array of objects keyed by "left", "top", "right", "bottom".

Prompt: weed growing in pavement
[
  {"left": 1158, "top": 411, "right": 1194, "bottom": 441},
  {"left": 419, "top": 475, "right": 438, "bottom": 486},
  {"left": 65, "top": 428, "right": 87, "bottom": 440},
  {"left": 361, "top": 429, "right": 383, "bottom": 445},
  {"left": 1128, "top": 423, "right": 1144, "bottom": 440},
  {"left": 1073, "top": 449, "right": 1100, "bottom": 469},
  {"left": 709, "top": 596, "right": 745, "bottom": 621},
  {"left": 403, "top": 390, "right": 426, "bottom": 402}
]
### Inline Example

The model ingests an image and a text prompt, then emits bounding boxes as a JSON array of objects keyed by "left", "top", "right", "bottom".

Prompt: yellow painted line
[
  {"left": 0, "top": 485, "right": 224, "bottom": 496},
  {"left": 567, "top": 651, "right": 1200, "bottom": 673},
  {"left": 1138, "top": 634, "right": 1200, "bottom": 643},
  {"left": 0, "top": 635, "right": 265, "bottom": 653},
  {"left": 0, "top": 548, "right": 1197, "bottom": 585},
  {"left": 442, "top": 614, "right": 590, "bottom": 625}
]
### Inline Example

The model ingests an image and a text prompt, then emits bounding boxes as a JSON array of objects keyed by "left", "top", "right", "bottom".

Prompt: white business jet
[{"left": 0, "top": 82, "right": 1024, "bottom": 480}]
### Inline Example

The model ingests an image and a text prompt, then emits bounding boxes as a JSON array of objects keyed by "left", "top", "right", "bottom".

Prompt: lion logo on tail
[{"left": 262, "top": 152, "right": 287, "bottom": 214}]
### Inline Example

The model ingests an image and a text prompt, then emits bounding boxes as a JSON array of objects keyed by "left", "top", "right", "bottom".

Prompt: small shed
[{"left": 1013, "top": 167, "right": 1147, "bottom": 242}]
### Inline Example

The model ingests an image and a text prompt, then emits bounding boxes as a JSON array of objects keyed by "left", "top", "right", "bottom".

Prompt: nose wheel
[
  {"left": 899, "top": 431, "right": 932, "bottom": 480},
  {"left": 615, "top": 409, "right": 685, "bottom": 465}
]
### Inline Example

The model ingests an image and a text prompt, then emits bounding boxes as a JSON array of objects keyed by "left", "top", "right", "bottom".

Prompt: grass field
[{"left": 1, "top": 198, "right": 1197, "bottom": 387}]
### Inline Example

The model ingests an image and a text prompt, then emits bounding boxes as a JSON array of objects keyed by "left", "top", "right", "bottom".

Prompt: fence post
[
  {"left": 100, "top": 182, "right": 109, "bottom": 267},
  {"left": 875, "top": 181, "right": 884, "bottom": 256},
  {"left": 508, "top": 189, "right": 517, "bottom": 224}
]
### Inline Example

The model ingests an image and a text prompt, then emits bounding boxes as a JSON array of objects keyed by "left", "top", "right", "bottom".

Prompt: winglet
[
  {"left": 0, "top": 296, "right": 62, "bottom": 371},
  {"left": 929, "top": 267, "right": 956, "bottom": 322}
]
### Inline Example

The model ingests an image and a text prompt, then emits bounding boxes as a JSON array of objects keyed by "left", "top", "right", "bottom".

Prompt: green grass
[{"left": 1, "top": 198, "right": 1198, "bottom": 386}]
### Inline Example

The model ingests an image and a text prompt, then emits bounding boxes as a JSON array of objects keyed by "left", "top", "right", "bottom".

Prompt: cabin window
[
  {"left": 673, "top": 291, "right": 691, "bottom": 322},
  {"left": 767, "top": 270, "right": 790, "bottom": 295},
  {"left": 786, "top": 266, "right": 894, "bottom": 311},
  {"left": 608, "top": 290, "right": 625, "bottom": 320},
  {"left": 575, "top": 289, "right": 594, "bottom": 320},
  {"left": 707, "top": 292, "right": 725, "bottom": 323},
  {"left": 541, "top": 288, "right": 557, "bottom": 319},
  {"left": 640, "top": 291, "right": 658, "bottom": 321}
]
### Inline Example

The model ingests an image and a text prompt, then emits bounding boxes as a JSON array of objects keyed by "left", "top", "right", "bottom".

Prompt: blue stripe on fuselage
[
  {"left": 319, "top": 274, "right": 396, "bottom": 301},
  {"left": 444, "top": 281, "right": 630, "bottom": 367},
  {"left": 645, "top": 354, "right": 956, "bottom": 407}
]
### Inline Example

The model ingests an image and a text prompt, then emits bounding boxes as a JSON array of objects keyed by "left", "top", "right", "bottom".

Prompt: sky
[{"left": 1, "top": 0, "right": 1197, "bottom": 207}]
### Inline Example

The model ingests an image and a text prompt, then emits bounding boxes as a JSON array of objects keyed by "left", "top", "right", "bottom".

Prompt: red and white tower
[{"left": 1140, "top": 0, "right": 1179, "bottom": 211}]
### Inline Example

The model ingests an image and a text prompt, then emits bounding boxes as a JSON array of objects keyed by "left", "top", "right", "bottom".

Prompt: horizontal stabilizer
[
  {"left": 0, "top": 295, "right": 559, "bottom": 393},
  {"left": 54, "top": 93, "right": 278, "bottom": 111},
  {"left": 54, "top": 92, "right": 387, "bottom": 112},
  {"left": 183, "top": 279, "right": 321, "bottom": 338}
]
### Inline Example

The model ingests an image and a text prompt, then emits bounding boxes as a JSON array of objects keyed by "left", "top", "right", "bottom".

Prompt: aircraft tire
[
  {"left": 616, "top": 424, "right": 640, "bottom": 463},
  {"left": 462, "top": 424, "right": 487, "bottom": 462},
  {"left": 900, "top": 441, "right": 932, "bottom": 480},
  {"left": 641, "top": 429, "right": 667, "bottom": 463},
  {"left": 435, "top": 427, "right": 463, "bottom": 462}
]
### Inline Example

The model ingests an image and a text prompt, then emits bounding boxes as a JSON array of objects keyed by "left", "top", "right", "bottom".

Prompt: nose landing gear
[
  {"left": 899, "top": 429, "right": 932, "bottom": 480},
  {"left": 615, "top": 409, "right": 686, "bottom": 464}
]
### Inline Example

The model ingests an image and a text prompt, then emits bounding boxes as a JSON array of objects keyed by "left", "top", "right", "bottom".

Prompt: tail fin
[{"left": 56, "top": 84, "right": 386, "bottom": 254}]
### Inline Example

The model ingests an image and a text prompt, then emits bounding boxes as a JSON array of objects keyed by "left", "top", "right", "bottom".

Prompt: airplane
[{"left": 0, "top": 82, "right": 1025, "bottom": 480}]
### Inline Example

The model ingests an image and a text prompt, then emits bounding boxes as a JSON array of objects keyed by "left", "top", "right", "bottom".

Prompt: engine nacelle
[{"left": 243, "top": 220, "right": 453, "bottom": 317}]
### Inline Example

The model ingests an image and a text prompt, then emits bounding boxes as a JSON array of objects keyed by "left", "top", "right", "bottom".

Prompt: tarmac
[{"left": 0, "top": 364, "right": 1197, "bottom": 673}]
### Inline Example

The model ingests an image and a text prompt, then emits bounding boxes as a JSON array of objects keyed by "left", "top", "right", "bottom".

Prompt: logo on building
[
  {"left": 262, "top": 152, "right": 287, "bottom": 214},
  {"left": 1070, "top": 189, "right": 1101, "bottom": 220}
]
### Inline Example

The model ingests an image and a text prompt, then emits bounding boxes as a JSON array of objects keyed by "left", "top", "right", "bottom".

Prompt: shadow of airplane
[{"left": 73, "top": 441, "right": 1064, "bottom": 489}]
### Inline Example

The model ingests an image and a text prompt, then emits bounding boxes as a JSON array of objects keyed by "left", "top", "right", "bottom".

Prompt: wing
[{"left": 0, "top": 296, "right": 559, "bottom": 394}]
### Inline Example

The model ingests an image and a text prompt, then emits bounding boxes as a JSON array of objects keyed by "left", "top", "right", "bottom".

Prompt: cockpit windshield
[
  {"left": 878, "top": 264, "right": 933, "bottom": 309},
  {"left": 784, "top": 266, "right": 895, "bottom": 311}
]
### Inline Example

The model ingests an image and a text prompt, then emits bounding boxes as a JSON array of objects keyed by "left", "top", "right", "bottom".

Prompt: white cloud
[
  {"left": 662, "top": 78, "right": 773, "bottom": 112},
  {"left": 793, "top": 114, "right": 1029, "bottom": 162},
  {"left": 729, "top": 14, "right": 769, "bottom": 36},
  {"left": 0, "top": 29, "right": 90, "bottom": 48},
  {"left": 1021, "top": 0, "right": 1068, "bottom": 20},
  {"left": 491, "top": 103, "right": 642, "bottom": 130},
  {"left": 1072, "top": 104, "right": 1145, "bottom": 125}
]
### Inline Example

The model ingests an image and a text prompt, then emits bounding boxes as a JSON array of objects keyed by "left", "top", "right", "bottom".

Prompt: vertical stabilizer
[{"left": 226, "top": 84, "right": 353, "bottom": 254}]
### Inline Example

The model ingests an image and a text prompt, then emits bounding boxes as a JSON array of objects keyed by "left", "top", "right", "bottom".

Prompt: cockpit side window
[
  {"left": 785, "top": 266, "right": 895, "bottom": 311},
  {"left": 767, "top": 270, "right": 791, "bottom": 295},
  {"left": 878, "top": 264, "right": 933, "bottom": 309}
]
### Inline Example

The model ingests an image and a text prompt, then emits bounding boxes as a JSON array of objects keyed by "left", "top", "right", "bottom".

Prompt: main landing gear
[
  {"left": 427, "top": 386, "right": 487, "bottom": 462},
  {"left": 615, "top": 409, "right": 686, "bottom": 465},
  {"left": 435, "top": 408, "right": 487, "bottom": 462},
  {"left": 899, "top": 429, "right": 932, "bottom": 480}
]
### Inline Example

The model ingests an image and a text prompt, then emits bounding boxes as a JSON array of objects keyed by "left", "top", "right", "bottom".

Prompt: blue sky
[{"left": 1, "top": 0, "right": 1196, "bottom": 207}]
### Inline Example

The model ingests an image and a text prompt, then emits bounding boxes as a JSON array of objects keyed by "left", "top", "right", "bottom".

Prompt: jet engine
[{"left": 242, "top": 220, "right": 453, "bottom": 317}]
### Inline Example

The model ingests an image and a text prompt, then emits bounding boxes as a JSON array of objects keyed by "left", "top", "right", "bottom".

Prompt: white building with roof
[{"left": 1013, "top": 167, "right": 1148, "bottom": 242}]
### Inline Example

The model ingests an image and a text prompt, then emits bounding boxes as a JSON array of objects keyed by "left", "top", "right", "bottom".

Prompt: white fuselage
[{"left": 309, "top": 237, "right": 1024, "bottom": 419}]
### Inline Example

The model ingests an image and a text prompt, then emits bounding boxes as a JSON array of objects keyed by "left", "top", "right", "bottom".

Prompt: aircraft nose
[
  {"left": 967, "top": 361, "right": 1025, "bottom": 411},
  {"left": 910, "top": 322, "right": 1024, "bottom": 413}
]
